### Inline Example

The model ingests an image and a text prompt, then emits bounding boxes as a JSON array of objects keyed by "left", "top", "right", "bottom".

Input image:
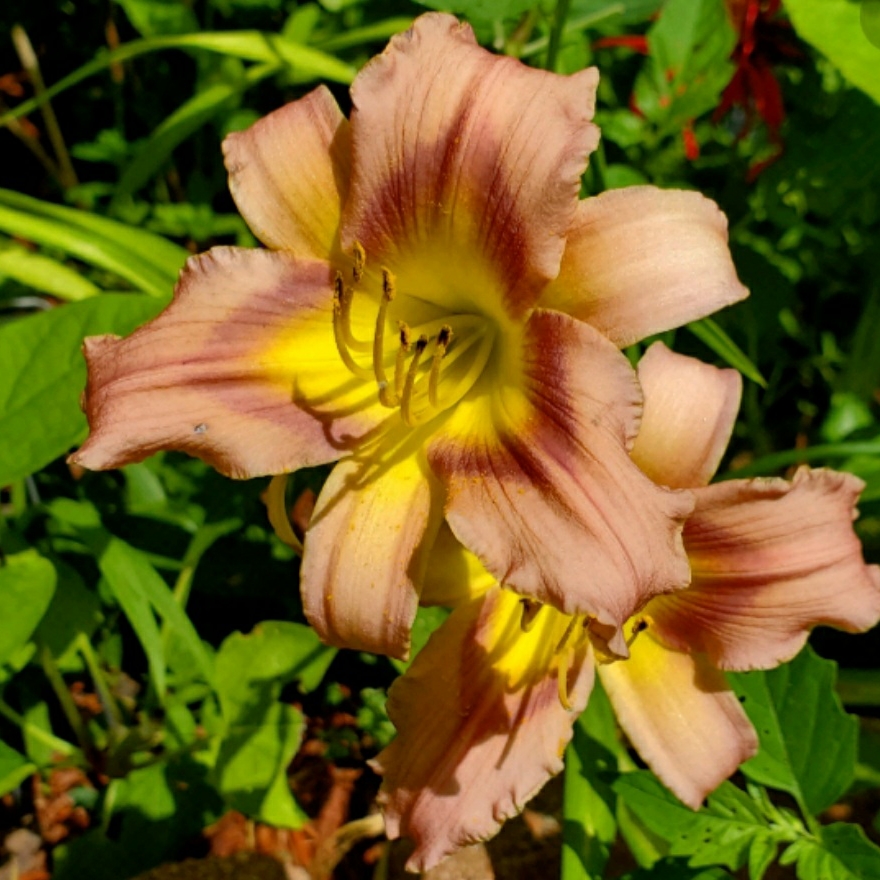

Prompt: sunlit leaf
[
  {"left": 0, "top": 741, "right": 36, "bottom": 798},
  {"left": 0, "top": 244, "right": 100, "bottom": 301},
  {"left": 0, "top": 549, "right": 57, "bottom": 667},
  {"left": 729, "top": 647, "right": 857, "bottom": 816},
  {"left": 0, "top": 295, "right": 163, "bottom": 486}
]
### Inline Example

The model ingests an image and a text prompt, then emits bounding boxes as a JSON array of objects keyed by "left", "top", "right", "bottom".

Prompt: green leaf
[
  {"left": 116, "top": 0, "right": 199, "bottom": 36},
  {"left": 0, "top": 31, "right": 355, "bottom": 131},
  {"left": 0, "top": 295, "right": 163, "bottom": 486},
  {"left": 780, "top": 823, "right": 880, "bottom": 880},
  {"left": 614, "top": 772, "right": 785, "bottom": 873},
  {"left": 212, "top": 622, "right": 336, "bottom": 825},
  {"left": 785, "top": 0, "right": 880, "bottom": 107},
  {"left": 0, "top": 550, "right": 57, "bottom": 666},
  {"left": 621, "top": 860, "right": 735, "bottom": 879},
  {"left": 0, "top": 244, "right": 100, "bottom": 301},
  {"left": 389, "top": 605, "right": 449, "bottom": 673},
  {"left": 687, "top": 318, "right": 767, "bottom": 387},
  {"left": 729, "top": 647, "right": 857, "bottom": 816},
  {"left": 0, "top": 189, "right": 187, "bottom": 296},
  {"left": 112, "top": 62, "right": 277, "bottom": 203},
  {"left": 0, "top": 740, "right": 36, "bottom": 797},
  {"left": 633, "top": 0, "right": 736, "bottom": 134},
  {"left": 562, "top": 682, "right": 622, "bottom": 880}
]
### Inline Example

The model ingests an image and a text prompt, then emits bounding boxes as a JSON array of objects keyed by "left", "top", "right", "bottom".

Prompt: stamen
[
  {"left": 332, "top": 277, "right": 373, "bottom": 380},
  {"left": 519, "top": 599, "right": 542, "bottom": 633},
  {"left": 352, "top": 241, "right": 366, "bottom": 283},
  {"left": 627, "top": 618, "right": 648, "bottom": 648},
  {"left": 374, "top": 269, "right": 397, "bottom": 407},
  {"left": 400, "top": 335, "right": 429, "bottom": 427},
  {"left": 428, "top": 325, "right": 453, "bottom": 408},
  {"left": 395, "top": 323, "right": 412, "bottom": 399},
  {"left": 335, "top": 273, "right": 370, "bottom": 353},
  {"left": 557, "top": 648, "right": 575, "bottom": 712},
  {"left": 555, "top": 615, "right": 580, "bottom": 654}
]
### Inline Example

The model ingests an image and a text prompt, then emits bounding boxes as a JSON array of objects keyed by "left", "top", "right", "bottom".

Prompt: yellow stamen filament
[
  {"left": 352, "top": 241, "right": 366, "bottom": 283},
  {"left": 557, "top": 648, "right": 575, "bottom": 711},
  {"left": 400, "top": 335, "right": 429, "bottom": 426},
  {"left": 332, "top": 278, "right": 374, "bottom": 380},
  {"left": 335, "top": 273, "right": 370, "bottom": 353},
  {"left": 519, "top": 599, "right": 542, "bottom": 633},
  {"left": 428, "top": 325, "right": 453, "bottom": 408},
  {"left": 375, "top": 269, "right": 397, "bottom": 407},
  {"left": 395, "top": 323, "right": 412, "bottom": 399}
]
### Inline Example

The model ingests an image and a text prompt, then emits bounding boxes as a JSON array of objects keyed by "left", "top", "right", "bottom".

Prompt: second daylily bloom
[
  {"left": 372, "top": 343, "right": 880, "bottom": 870},
  {"left": 71, "top": 14, "right": 747, "bottom": 658}
]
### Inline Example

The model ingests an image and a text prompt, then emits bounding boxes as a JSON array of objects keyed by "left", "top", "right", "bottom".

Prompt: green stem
[
  {"left": 38, "top": 644, "right": 92, "bottom": 754},
  {"left": 721, "top": 440, "right": 880, "bottom": 479},
  {"left": 76, "top": 633, "right": 124, "bottom": 729},
  {"left": 0, "top": 695, "right": 82, "bottom": 760},
  {"left": 522, "top": 5, "right": 624, "bottom": 59},
  {"left": 546, "top": 0, "right": 573, "bottom": 71}
]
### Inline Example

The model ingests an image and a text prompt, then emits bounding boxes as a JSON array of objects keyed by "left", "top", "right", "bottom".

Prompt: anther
[
  {"left": 428, "top": 325, "right": 453, "bottom": 408},
  {"left": 374, "top": 269, "right": 398, "bottom": 407},
  {"left": 400, "top": 335, "right": 429, "bottom": 426},
  {"left": 352, "top": 241, "right": 366, "bottom": 282},
  {"left": 627, "top": 618, "right": 648, "bottom": 648},
  {"left": 519, "top": 599, "right": 542, "bottom": 633}
]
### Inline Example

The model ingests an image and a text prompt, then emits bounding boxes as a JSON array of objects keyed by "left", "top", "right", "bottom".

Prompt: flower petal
[
  {"left": 222, "top": 86, "right": 350, "bottom": 259},
  {"left": 420, "top": 524, "right": 496, "bottom": 608},
  {"left": 539, "top": 187, "right": 748, "bottom": 346},
  {"left": 598, "top": 632, "right": 758, "bottom": 808},
  {"left": 428, "top": 310, "right": 693, "bottom": 650},
  {"left": 372, "top": 586, "right": 594, "bottom": 871},
  {"left": 342, "top": 13, "right": 600, "bottom": 318},
  {"left": 630, "top": 342, "right": 742, "bottom": 489},
  {"left": 301, "top": 433, "right": 443, "bottom": 660},
  {"left": 648, "top": 468, "right": 880, "bottom": 671},
  {"left": 72, "top": 247, "right": 385, "bottom": 478}
]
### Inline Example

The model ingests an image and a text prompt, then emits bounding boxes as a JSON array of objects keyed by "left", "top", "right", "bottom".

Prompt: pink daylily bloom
[
  {"left": 372, "top": 343, "right": 880, "bottom": 870},
  {"left": 71, "top": 14, "right": 747, "bottom": 659}
]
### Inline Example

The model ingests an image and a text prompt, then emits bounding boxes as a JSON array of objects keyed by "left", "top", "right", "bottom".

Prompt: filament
[
  {"left": 428, "top": 325, "right": 453, "bottom": 408},
  {"left": 375, "top": 270, "right": 397, "bottom": 407},
  {"left": 400, "top": 336, "right": 429, "bottom": 427}
]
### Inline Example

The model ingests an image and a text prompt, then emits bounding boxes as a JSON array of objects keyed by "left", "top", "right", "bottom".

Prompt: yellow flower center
[{"left": 331, "top": 244, "right": 497, "bottom": 427}]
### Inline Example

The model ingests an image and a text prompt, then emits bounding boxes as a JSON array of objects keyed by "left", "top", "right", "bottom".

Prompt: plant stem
[
  {"left": 546, "top": 0, "right": 573, "bottom": 71},
  {"left": 0, "top": 695, "right": 82, "bottom": 760}
]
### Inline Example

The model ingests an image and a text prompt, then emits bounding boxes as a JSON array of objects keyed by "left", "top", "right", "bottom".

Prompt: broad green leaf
[
  {"left": 0, "top": 31, "right": 355, "bottom": 130},
  {"left": 785, "top": 0, "right": 880, "bottom": 107},
  {"left": 389, "top": 605, "right": 449, "bottom": 673},
  {"left": 0, "top": 189, "right": 186, "bottom": 296},
  {"left": 0, "top": 740, "right": 36, "bottom": 797},
  {"left": 212, "top": 622, "right": 336, "bottom": 825},
  {"left": 633, "top": 0, "right": 736, "bottom": 135},
  {"left": 729, "top": 647, "right": 857, "bottom": 816},
  {"left": 0, "top": 549, "right": 57, "bottom": 666},
  {"left": 614, "top": 772, "right": 787, "bottom": 873},
  {"left": 112, "top": 62, "right": 277, "bottom": 202},
  {"left": 687, "top": 318, "right": 767, "bottom": 387},
  {"left": 0, "top": 244, "right": 99, "bottom": 301},
  {"left": 562, "top": 682, "right": 622, "bottom": 880},
  {"left": 0, "top": 295, "right": 163, "bottom": 486},
  {"left": 780, "top": 823, "right": 880, "bottom": 880}
]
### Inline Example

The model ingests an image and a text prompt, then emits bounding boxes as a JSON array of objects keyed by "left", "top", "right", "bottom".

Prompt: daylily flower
[
  {"left": 372, "top": 342, "right": 880, "bottom": 870},
  {"left": 71, "top": 13, "right": 747, "bottom": 659}
]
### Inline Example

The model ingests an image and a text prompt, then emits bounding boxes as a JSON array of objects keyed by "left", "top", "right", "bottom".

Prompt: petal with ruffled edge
[
  {"left": 301, "top": 430, "right": 444, "bottom": 659},
  {"left": 539, "top": 187, "right": 748, "bottom": 346},
  {"left": 71, "top": 247, "right": 388, "bottom": 478},
  {"left": 223, "top": 86, "right": 350, "bottom": 259},
  {"left": 598, "top": 632, "right": 758, "bottom": 808},
  {"left": 630, "top": 342, "right": 742, "bottom": 489},
  {"left": 372, "top": 586, "right": 594, "bottom": 871},
  {"left": 342, "top": 13, "right": 600, "bottom": 320},
  {"left": 647, "top": 468, "right": 880, "bottom": 671},
  {"left": 428, "top": 309, "right": 693, "bottom": 653}
]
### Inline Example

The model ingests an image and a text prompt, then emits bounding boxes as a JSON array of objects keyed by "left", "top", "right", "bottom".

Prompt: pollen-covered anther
[
  {"left": 352, "top": 240, "right": 366, "bottom": 283},
  {"left": 627, "top": 617, "right": 649, "bottom": 647}
]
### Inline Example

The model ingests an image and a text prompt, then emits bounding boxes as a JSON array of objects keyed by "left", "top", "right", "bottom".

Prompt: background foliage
[{"left": 1, "top": 0, "right": 880, "bottom": 877}]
